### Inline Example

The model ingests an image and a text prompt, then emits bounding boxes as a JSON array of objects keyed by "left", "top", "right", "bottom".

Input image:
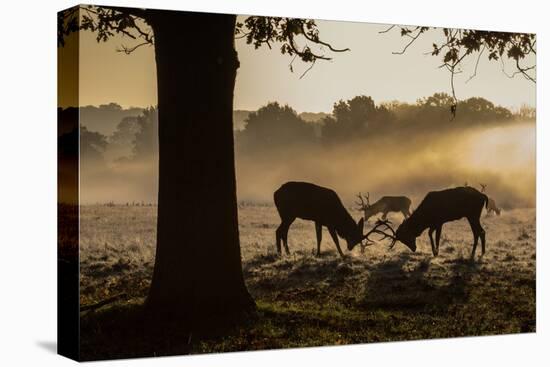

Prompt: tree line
[
  {"left": 59, "top": 93, "right": 534, "bottom": 165},
  {"left": 58, "top": 106, "right": 158, "bottom": 167},
  {"left": 236, "top": 93, "right": 535, "bottom": 154}
]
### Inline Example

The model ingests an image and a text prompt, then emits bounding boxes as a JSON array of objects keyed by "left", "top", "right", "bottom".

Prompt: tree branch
[
  {"left": 288, "top": 33, "right": 332, "bottom": 61},
  {"left": 378, "top": 25, "right": 395, "bottom": 34},
  {"left": 116, "top": 41, "right": 151, "bottom": 54},
  {"left": 392, "top": 27, "right": 424, "bottom": 55},
  {"left": 94, "top": 5, "right": 148, "bottom": 20},
  {"left": 466, "top": 44, "right": 486, "bottom": 83},
  {"left": 299, "top": 59, "right": 317, "bottom": 79},
  {"left": 301, "top": 24, "right": 350, "bottom": 52}
]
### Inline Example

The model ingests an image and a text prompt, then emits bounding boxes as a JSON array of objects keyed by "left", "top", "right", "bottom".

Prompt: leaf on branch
[
  {"left": 380, "top": 25, "right": 536, "bottom": 120},
  {"left": 432, "top": 43, "right": 440, "bottom": 56}
]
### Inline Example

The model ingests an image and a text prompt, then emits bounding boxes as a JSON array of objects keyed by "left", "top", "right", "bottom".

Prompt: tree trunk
[{"left": 145, "top": 10, "right": 255, "bottom": 331}]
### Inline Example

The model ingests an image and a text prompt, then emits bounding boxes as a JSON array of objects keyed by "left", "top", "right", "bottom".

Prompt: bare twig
[
  {"left": 117, "top": 41, "right": 151, "bottom": 54},
  {"left": 500, "top": 58, "right": 536, "bottom": 83},
  {"left": 392, "top": 27, "right": 423, "bottom": 55},
  {"left": 301, "top": 24, "right": 350, "bottom": 53},
  {"left": 378, "top": 25, "right": 396, "bottom": 34},
  {"left": 288, "top": 34, "right": 331, "bottom": 61},
  {"left": 299, "top": 59, "right": 317, "bottom": 79},
  {"left": 466, "top": 45, "right": 486, "bottom": 83}
]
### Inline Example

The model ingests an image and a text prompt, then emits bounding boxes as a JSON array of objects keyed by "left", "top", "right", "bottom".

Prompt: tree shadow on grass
[
  {"left": 79, "top": 297, "right": 261, "bottom": 361},
  {"left": 243, "top": 250, "right": 364, "bottom": 303},
  {"left": 359, "top": 252, "right": 480, "bottom": 314},
  {"left": 80, "top": 300, "right": 194, "bottom": 361}
]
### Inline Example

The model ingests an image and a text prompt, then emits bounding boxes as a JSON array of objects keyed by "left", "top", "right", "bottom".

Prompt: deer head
[
  {"left": 356, "top": 192, "right": 377, "bottom": 221},
  {"left": 394, "top": 220, "right": 417, "bottom": 252},
  {"left": 345, "top": 217, "right": 365, "bottom": 251}
]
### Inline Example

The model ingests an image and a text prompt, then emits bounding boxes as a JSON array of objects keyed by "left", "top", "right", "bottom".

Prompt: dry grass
[{"left": 78, "top": 204, "right": 536, "bottom": 360}]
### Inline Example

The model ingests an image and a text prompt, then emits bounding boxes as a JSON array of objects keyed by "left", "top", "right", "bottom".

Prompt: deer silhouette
[
  {"left": 355, "top": 192, "right": 412, "bottom": 222},
  {"left": 274, "top": 182, "right": 395, "bottom": 258},
  {"left": 392, "top": 186, "right": 489, "bottom": 259}
]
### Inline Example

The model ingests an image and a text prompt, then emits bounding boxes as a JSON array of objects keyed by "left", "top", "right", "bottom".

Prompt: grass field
[{"left": 78, "top": 203, "right": 536, "bottom": 360}]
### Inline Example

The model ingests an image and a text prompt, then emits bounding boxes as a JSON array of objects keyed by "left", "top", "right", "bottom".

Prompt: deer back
[
  {"left": 274, "top": 182, "right": 357, "bottom": 235},
  {"left": 406, "top": 187, "right": 487, "bottom": 234}
]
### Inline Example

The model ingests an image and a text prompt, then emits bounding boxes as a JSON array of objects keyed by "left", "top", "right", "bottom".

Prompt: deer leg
[
  {"left": 277, "top": 218, "right": 294, "bottom": 256},
  {"left": 467, "top": 217, "right": 481, "bottom": 260},
  {"left": 315, "top": 222, "right": 323, "bottom": 256},
  {"left": 275, "top": 224, "right": 283, "bottom": 254},
  {"left": 428, "top": 227, "right": 437, "bottom": 257},
  {"left": 282, "top": 220, "right": 293, "bottom": 256},
  {"left": 435, "top": 225, "right": 442, "bottom": 254},
  {"left": 480, "top": 227, "right": 486, "bottom": 255},
  {"left": 470, "top": 234, "right": 479, "bottom": 260},
  {"left": 328, "top": 228, "right": 345, "bottom": 258},
  {"left": 476, "top": 219, "right": 486, "bottom": 255}
]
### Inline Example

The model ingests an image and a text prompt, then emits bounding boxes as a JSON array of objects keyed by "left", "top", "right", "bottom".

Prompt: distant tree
[
  {"left": 132, "top": 107, "right": 159, "bottom": 160},
  {"left": 417, "top": 92, "right": 455, "bottom": 108},
  {"left": 458, "top": 97, "right": 513, "bottom": 122},
  {"left": 412, "top": 92, "right": 458, "bottom": 125},
  {"left": 107, "top": 116, "right": 140, "bottom": 161},
  {"left": 58, "top": 6, "right": 348, "bottom": 330},
  {"left": 239, "top": 102, "right": 315, "bottom": 152},
  {"left": 517, "top": 104, "right": 536, "bottom": 121},
  {"left": 80, "top": 104, "right": 144, "bottom": 136},
  {"left": 412, "top": 93, "right": 513, "bottom": 126},
  {"left": 80, "top": 126, "right": 108, "bottom": 164},
  {"left": 321, "top": 95, "right": 393, "bottom": 143}
]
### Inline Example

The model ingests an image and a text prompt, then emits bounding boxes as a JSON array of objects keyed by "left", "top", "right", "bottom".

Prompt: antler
[
  {"left": 362, "top": 219, "right": 397, "bottom": 249},
  {"left": 364, "top": 192, "right": 370, "bottom": 206},
  {"left": 479, "top": 183, "right": 487, "bottom": 193},
  {"left": 355, "top": 192, "right": 366, "bottom": 209}
]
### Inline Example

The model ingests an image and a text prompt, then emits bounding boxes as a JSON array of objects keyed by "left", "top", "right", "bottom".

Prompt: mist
[
  {"left": 80, "top": 158, "right": 158, "bottom": 205},
  {"left": 235, "top": 121, "right": 535, "bottom": 209},
  {"left": 73, "top": 99, "right": 535, "bottom": 209},
  {"left": 78, "top": 121, "right": 534, "bottom": 208}
]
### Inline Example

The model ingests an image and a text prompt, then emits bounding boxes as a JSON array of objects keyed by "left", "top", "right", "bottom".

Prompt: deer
[
  {"left": 479, "top": 183, "right": 501, "bottom": 216},
  {"left": 355, "top": 192, "right": 412, "bottom": 222},
  {"left": 274, "top": 181, "right": 395, "bottom": 258},
  {"left": 388, "top": 186, "right": 489, "bottom": 259}
]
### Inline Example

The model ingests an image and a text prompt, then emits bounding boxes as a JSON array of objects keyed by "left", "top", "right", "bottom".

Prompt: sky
[{"left": 68, "top": 15, "right": 536, "bottom": 113}]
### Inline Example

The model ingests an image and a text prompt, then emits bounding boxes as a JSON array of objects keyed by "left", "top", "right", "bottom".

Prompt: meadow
[{"left": 78, "top": 202, "right": 536, "bottom": 359}]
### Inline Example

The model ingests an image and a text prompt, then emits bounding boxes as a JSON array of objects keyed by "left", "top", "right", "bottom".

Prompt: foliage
[
  {"left": 237, "top": 102, "right": 315, "bottom": 152},
  {"left": 58, "top": 6, "right": 536, "bottom": 119},
  {"left": 59, "top": 5, "right": 348, "bottom": 68},
  {"left": 107, "top": 116, "right": 140, "bottom": 160},
  {"left": 80, "top": 126, "right": 108, "bottom": 163},
  {"left": 131, "top": 107, "right": 159, "bottom": 160},
  {"left": 230, "top": 92, "right": 526, "bottom": 157},
  {"left": 236, "top": 17, "right": 349, "bottom": 71},
  {"left": 321, "top": 95, "right": 394, "bottom": 144},
  {"left": 386, "top": 25, "right": 536, "bottom": 116},
  {"left": 57, "top": 7, "right": 79, "bottom": 47}
]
